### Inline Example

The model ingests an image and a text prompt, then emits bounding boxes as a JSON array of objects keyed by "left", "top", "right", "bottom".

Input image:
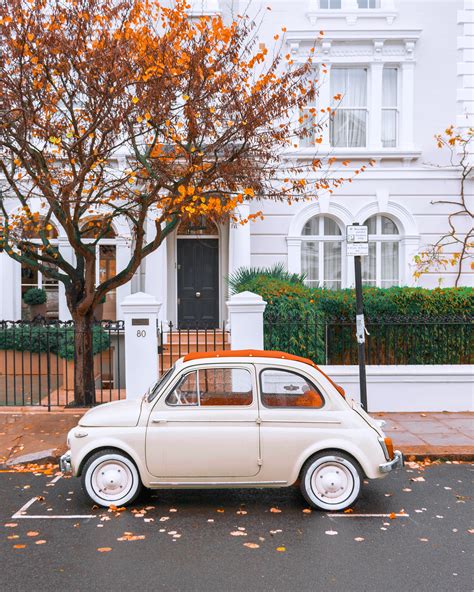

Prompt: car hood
[{"left": 79, "top": 399, "right": 143, "bottom": 427}]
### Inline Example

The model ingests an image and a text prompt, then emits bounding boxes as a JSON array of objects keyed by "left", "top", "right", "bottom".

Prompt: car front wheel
[
  {"left": 81, "top": 449, "right": 142, "bottom": 507},
  {"left": 300, "top": 451, "right": 362, "bottom": 511}
]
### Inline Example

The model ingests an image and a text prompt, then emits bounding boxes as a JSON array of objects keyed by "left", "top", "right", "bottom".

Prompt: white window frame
[
  {"left": 329, "top": 66, "right": 369, "bottom": 148},
  {"left": 363, "top": 215, "right": 401, "bottom": 288},
  {"left": 381, "top": 66, "right": 400, "bottom": 148},
  {"left": 301, "top": 216, "right": 345, "bottom": 290}
]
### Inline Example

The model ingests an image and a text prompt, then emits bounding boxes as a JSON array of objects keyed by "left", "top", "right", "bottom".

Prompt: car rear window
[{"left": 260, "top": 368, "right": 324, "bottom": 409}]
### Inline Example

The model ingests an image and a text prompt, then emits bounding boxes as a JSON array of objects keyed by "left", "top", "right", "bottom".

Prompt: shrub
[
  {"left": 22, "top": 288, "right": 47, "bottom": 305},
  {"left": 0, "top": 324, "right": 110, "bottom": 360},
  {"left": 230, "top": 269, "right": 474, "bottom": 365},
  {"left": 227, "top": 263, "right": 306, "bottom": 295}
]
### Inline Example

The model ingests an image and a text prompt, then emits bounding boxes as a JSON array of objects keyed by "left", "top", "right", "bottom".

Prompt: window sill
[
  {"left": 307, "top": 9, "right": 398, "bottom": 26},
  {"left": 286, "top": 147, "right": 421, "bottom": 162}
]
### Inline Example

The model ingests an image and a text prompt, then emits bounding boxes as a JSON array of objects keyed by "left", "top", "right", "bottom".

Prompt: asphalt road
[{"left": 1, "top": 463, "right": 473, "bottom": 592}]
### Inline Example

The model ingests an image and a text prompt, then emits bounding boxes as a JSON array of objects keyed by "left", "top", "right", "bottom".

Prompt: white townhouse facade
[{"left": 0, "top": 0, "right": 472, "bottom": 326}]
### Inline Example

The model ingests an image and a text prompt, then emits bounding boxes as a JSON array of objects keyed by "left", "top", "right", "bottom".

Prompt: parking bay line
[
  {"left": 11, "top": 474, "right": 96, "bottom": 520},
  {"left": 326, "top": 513, "right": 410, "bottom": 518}
]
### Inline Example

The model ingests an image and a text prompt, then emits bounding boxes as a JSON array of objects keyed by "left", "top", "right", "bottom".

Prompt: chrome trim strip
[
  {"left": 260, "top": 420, "right": 342, "bottom": 425},
  {"left": 149, "top": 480, "right": 287, "bottom": 486}
]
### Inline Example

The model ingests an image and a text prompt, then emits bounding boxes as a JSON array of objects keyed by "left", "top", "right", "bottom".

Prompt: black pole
[{"left": 352, "top": 227, "right": 368, "bottom": 412}]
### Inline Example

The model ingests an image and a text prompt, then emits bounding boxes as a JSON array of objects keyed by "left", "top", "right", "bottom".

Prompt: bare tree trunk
[{"left": 72, "top": 311, "right": 96, "bottom": 406}]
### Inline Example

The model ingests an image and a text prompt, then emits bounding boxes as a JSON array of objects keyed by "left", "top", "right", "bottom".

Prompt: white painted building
[{"left": 0, "top": 0, "right": 472, "bottom": 325}]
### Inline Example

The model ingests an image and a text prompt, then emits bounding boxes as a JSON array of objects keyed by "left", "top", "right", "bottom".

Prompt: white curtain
[
  {"left": 382, "top": 68, "right": 398, "bottom": 147},
  {"left": 323, "top": 242, "right": 342, "bottom": 289},
  {"left": 331, "top": 68, "right": 367, "bottom": 147},
  {"left": 381, "top": 242, "right": 399, "bottom": 287},
  {"left": 301, "top": 242, "right": 319, "bottom": 287},
  {"left": 362, "top": 243, "right": 376, "bottom": 286}
]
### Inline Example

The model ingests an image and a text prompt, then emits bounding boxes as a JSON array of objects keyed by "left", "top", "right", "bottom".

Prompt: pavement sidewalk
[{"left": 0, "top": 409, "right": 473, "bottom": 467}]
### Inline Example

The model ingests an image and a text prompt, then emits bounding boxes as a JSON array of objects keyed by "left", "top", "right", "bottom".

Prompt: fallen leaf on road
[
  {"left": 117, "top": 533, "right": 145, "bottom": 542},
  {"left": 237, "top": 510, "right": 247, "bottom": 515},
  {"left": 243, "top": 542, "right": 260, "bottom": 549},
  {"left": 230, "top": 531, "right": 247, "bottom": 537},
  {"left": 5, "top": 523, "right": 17, "bottom": 528},
  {"left": 389, "top": 513, "right": 396, "bottom": 520},
  {"left": 344, "top": 508, "right": 353, "bottom": 513},
  {"left": 97, "top": 547, "right": 112, "bottom": 552},
  {"left": 270, "top": 530, "right": 282, "bottom": 535},
  {"left": 419, "top": 538, "right": 429, "bottom": 542},
  {"left": 159, "top": 517, "right": 169, "bottom": 522},
  {"left": 7, "top": 535, "right": 19, "bottom": 540},
  {"left": 217, "top": 509, "right": 225, "bottom": 513},
  {"left": 169, "top": 508, "right": 177, "bottom": 513},
  {"left": 13, "top": 545, "right": 26, "bottom": 549},
  {"left": 402, "top": 488, "right": 412, "bottom": 492},
  {"left": 302, "top": 509, "right": 312, "bottom": 514},
  {"left": 27, "top": 531, "right": 39, "bottom": 537},
  {"left": 354, "top": 537, "right": 365, "bottom": 542},
  {"left": 270, "top": 508, "right": 281, "bottom": 513},
  {"left": 325, "top": 530, "right": 338, "bottom": 536},
  {"left": 410, "top": 477, "right": 425, "bottom": 482},
  {"left": 467, "top": 529, "right": 474, "bottom": 534},
  {"left": 276, "top": 546, "right": 286, "bottom": 552},
  {"left": 35, "top": 540, "right": 47, "bottom": 545}
]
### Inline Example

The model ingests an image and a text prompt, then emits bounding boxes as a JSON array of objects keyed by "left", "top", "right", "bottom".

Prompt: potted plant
[
  {"left": 23, "top": 288, "right": 47, "bottom": 320},
  {"left": 94, "top": 295, "right": 106, "bottom": 322}
]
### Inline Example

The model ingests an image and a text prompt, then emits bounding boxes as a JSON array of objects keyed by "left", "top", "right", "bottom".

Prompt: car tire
[
  {"left": 81, "top": 449, "right": 142, "bottom": 508},
  {"left": 300, "top": 450, "right": 362, "bottom": 511}
]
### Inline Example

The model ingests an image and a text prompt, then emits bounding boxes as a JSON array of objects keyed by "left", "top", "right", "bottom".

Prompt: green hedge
[
  {"left": 229, "top": 274, "right": 473, "bottom": 365},
  {"left": 0, "top": 324, "right": 110, "bottom": 360}
]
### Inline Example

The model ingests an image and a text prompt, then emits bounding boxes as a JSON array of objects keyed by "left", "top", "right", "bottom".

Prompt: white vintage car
[{"left": 61, "top": 350, "right": 403, "bottom": 511}]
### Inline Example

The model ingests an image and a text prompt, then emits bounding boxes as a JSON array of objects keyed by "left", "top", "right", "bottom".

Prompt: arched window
[
  {"left": 20, "top": 222, "right": 59, "bottom": 320},
  {"left": 362, "top": 215, "right": 400, "bottom": 287},
  {"left": 81, "top": 218, "right": 117, "bottom": 320},
  {"left": 301, "top": 216, "right": 342, "bottom": 289}
]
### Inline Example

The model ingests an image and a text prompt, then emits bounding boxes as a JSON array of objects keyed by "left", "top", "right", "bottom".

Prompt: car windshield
[{"left": 147, "top": 365, "right": 175, "bottom": 402}]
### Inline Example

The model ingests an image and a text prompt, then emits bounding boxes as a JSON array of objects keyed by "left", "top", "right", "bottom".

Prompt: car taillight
[{"left": 384, "top": 437, "right": 394, "bottom": 460}]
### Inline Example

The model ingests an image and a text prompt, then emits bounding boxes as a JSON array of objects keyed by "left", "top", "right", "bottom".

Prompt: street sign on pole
[{"left": 347, "top": 223, "right": 369, "bottom": 411}]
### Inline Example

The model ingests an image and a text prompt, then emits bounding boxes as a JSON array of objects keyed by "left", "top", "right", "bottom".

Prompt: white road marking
[
  {"left": 327, "top": 513, "right": 410, "bottom": 518},
  {"left": 11, "top": 474, "right": 96, "bottom": 520}
]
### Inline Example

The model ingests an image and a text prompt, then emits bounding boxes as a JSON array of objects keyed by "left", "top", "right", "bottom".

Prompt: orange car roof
[{"left": 182, "top": 350, "right": 345, "bottom": 396}]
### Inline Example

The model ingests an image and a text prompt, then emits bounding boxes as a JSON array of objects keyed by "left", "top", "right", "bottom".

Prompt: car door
[
  {"left": 145, "top": 364, "right": 261, "bottom": 478},
  {"left": 257, "top": 365, "right": 337, "bottom": 480}
]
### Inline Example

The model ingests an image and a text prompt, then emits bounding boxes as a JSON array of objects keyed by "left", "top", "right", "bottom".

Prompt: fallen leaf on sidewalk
[{"left": 97, "top": 547, "right": 112, "bottom": 552}]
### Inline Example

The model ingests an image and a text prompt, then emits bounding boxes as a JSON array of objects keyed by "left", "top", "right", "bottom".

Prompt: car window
[
  {"left": 148, "top": 365, "right": 175, "bottom": 402},
  {"left": 166, "top": 367, "right": 253, "bottom": 406},
  {"left": 260, "top": 368, "right": 324, "bottom": 409}
]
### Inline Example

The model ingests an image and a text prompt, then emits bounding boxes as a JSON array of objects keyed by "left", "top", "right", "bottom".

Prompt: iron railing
[
  {"left": 158, "top": 321, "right": 229, "bottom": 376},
  {"left": 0, "top": 319, "right": 125, "bottom": 409},
  {"left": 264, "top": 316, "right": 473, "bottom": 365}
]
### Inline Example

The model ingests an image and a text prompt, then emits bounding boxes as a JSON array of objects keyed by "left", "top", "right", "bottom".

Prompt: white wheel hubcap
[
  {"left": 91, "top": 460, "right": 133, "bottom": 502},
  {"left": 312, "top": 463, "right": 351, "bottom": 501}
]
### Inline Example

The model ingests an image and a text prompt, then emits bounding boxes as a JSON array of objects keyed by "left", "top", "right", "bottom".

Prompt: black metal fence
[
  {"left": 264, "top": 316, "right": 474, "bottom": 365},
  {"left": 0, "top": 319, "right": 125, "bottom": 409},
  {"left": 158, "top": 321, "right": 229, "bottom": 375}
]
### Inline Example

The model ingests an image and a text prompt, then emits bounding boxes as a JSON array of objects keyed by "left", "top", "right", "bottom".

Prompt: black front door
[{"left": 177, "top": 239, "right": 219, "bottom": 328}]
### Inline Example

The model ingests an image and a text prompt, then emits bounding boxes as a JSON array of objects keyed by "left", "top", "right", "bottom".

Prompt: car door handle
[{"left": 151, "top": 418, "right": 167, "bottom": 424}]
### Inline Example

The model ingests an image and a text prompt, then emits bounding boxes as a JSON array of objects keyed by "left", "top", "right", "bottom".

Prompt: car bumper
[
  {"left": 379, "top": 450, "right": 404, "bottom": 473},
  {"left": 59, "top": 451, "right": 72, "bottom": 474}
]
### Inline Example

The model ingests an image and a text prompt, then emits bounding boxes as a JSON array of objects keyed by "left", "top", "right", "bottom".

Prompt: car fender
[
  {"left": 290, "top": 437, "right": 383, "bottom": 483},
  {"left": 72, "top": 434, "right": 150, "bottom": 483}
]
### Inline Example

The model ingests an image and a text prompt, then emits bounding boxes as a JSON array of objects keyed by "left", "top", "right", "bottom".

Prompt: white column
[
  {"left": 116, "top": 239, "right": 132, "bottom": 319},
  {"left": 228, "top": 202, "right": 251, "bottom": 277},
  {"left": 369, "top": 62, "right": 384, "bottom": 150},
  {"left": 0, "top": 252, "right": 17, "bottom": 319},
  {"left": 144, "top": 218, "right": 168, "bottom": 322},
  {"left": 287, "top": 238, "right": 302, "bottom": 274},
  {"left": 227, "top": 291, "right": 267, "bottom": 350},
  {"left": 121, "top": 292, "right": 161, "bottom": 399},
  {"left": 58, "top": 238, "right": 74, "bottom": 320},
  {"left": 400, "top": 61, "right": 415, "bottom": 151}
]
